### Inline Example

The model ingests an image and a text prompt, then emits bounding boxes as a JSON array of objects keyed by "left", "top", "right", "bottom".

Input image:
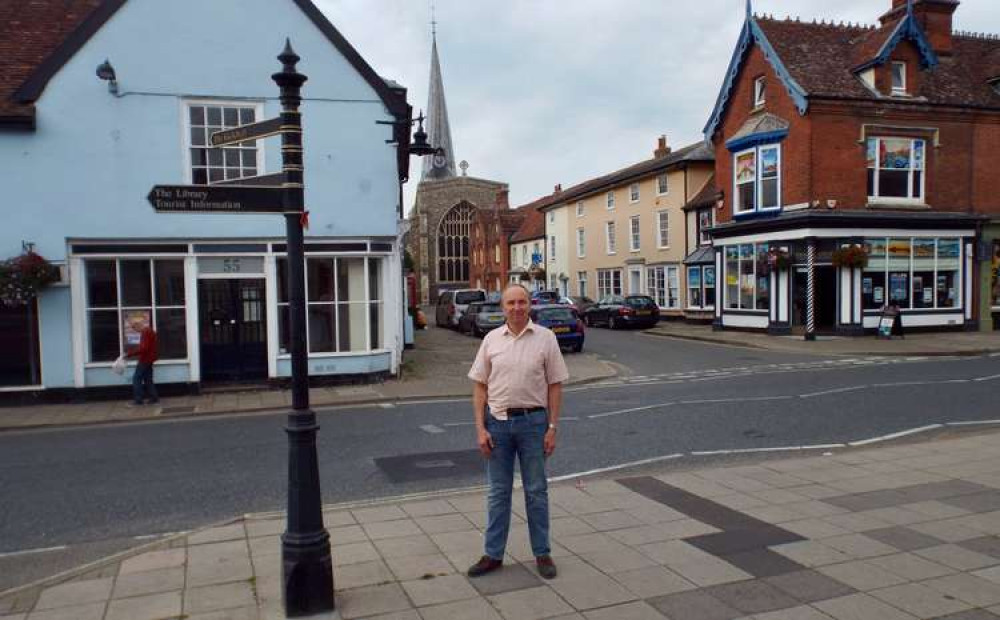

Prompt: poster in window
[
  {"left": 863, "top": 277, "right": 873, "bottom": 294},
  {"left": 760, "top": 148, "right": 778, "bottom": 178},
  {"left": 704, "top": 268, "right": 715, "bottom": 287},
  {"left": 866, "top": 139, "right": 876, "bottom": 168},
  {"left": 923, "top": 288, "right": 933, "bottom": 304},
  {"left": 913, "top": 276, "right": 923, "bottom": 295},
  {"left": 913, "top": 140, "right": 924, "bottom": 170},
  {"left": 888, "top": 239, "right": 911, "bottom": 258},
  {"left": 735, "top": 152, "right": 756, "bottom": 183},
  {"left": 874, "top": 287, "right": 884, "bottom": 303},
  {"left": 865, "top": 238, "right": 887, "bottom": 258},
  {"left": 688, "top": 268, "right": 701, "bottom": 288},
  {"left": 890, "top": 274, "right": 907, "bottom": 301},
  {"left": 880, "top": 138, "right": 912, "bottom": 169},
  {"left": 992, "top": 240, "right": 1000, "bottom": 307},
  {"left": 122, "top": 310, "right": 151, "bottom": 347}
]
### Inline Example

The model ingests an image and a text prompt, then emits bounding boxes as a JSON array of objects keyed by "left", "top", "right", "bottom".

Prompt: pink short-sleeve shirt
[{"left": 468, "top": 320, "right": 569, "bottom": 420}]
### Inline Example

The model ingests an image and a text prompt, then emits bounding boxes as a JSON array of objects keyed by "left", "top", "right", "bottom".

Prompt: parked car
[
  {"left": 435, "top": 288, "right": 486, "bottom": 328},
  {"left": 560, "top": 295, "right": 595, "bottom": 314},
  {"left": 530, "top": 305, "right": 584, "bottom": 352},
  {"left": 458, "top": 301, "right": 505, "bottom": 337},
  {"left": 582, "top": 295, "right": 660, "bottom": 329},
  {"left": 531, "top": 290, "right": 560, "bottom": 305}
]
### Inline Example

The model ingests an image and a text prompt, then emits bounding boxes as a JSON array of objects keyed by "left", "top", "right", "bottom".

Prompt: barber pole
[{"left": 805, "top": 238, "right": 816, "bottom": 341}]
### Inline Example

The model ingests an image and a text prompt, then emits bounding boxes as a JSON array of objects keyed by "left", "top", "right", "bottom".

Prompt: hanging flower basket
[
  {"left": 0, "top": 251, "right": 61, "bottom": 307},
  {"left": 832, "top": 245, "right": 869, "bottom": 269},
  {"left": 767, "top": 247, "right": 792, "bottom": 270}
]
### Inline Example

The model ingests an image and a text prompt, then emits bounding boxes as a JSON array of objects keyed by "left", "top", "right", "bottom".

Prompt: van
[{"left": 435, "top": 288, "right": 487, "bottom": 328}]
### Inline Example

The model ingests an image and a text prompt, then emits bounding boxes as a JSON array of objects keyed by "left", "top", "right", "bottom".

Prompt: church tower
[
  {"left": 422, "top": 27, "right": 456, "bottom": 180},
  {"left": 406, "top": 17, "right": 508, "bottom": 306}
]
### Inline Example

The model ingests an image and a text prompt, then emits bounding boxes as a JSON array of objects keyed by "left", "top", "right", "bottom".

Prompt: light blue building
[{"left": 0, "top": 0, "right": 416, "bottom": 394}]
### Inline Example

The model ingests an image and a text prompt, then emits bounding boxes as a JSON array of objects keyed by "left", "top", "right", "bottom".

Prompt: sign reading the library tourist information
[
  {"left": 210, "top": 117, "right": 283, "bottom": 147},
  {"left": 147, "top": 185, "right": 286, "bottom": 214}
]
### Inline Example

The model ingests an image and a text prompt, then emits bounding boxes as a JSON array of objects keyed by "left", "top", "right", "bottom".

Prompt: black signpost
[
  {"left": 147, "top": 185, "right": 285, "bottom": 214},
  {"left": 210, "top": 116, "right": 284, "bottom": 147},
  {"left": 147, "top": 40, "right": 334, "bottom": 617}
]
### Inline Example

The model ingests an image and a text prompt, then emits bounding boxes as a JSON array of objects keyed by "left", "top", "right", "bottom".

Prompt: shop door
[
  {"left": 791, "top": 266, "right": 837, "bottom": 333},
  {"left": 198, "top": 279, "right": 268, "bottom": 381}
]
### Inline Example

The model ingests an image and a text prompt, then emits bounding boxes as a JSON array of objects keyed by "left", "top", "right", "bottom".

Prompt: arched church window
[{"left": 437, "top": 203, "right": 475, "bottom": 284}]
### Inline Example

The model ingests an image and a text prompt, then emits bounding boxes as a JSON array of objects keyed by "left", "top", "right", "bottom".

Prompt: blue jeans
[
  {"left": 484, "top": 408, "right": 550, "bottom": 559},
  {"left": 132, "top": 363, "right": 158, "bottom": 404}
]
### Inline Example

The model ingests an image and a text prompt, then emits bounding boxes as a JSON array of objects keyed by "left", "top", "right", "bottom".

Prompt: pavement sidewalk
[
  {"left": 644, "top": 322, "right": 1000, "bottom": 357},
  {"left": 3, "top": 428, "right": 1000, "bottom": 619},
  {"left": 0, "top": 325, "right": 617, "bottom": 432}
]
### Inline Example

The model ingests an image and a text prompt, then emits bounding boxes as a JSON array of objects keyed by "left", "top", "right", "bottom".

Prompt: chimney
[
  {"left": 882, "top": 0, "right": 958, "bottom": 55},
  {"left": 654, "top": 135, "right": 671, "bottom": 158},
  {"left": 553, "top": 184, "right": 562, "bottom": 194},
  {"left": 495, "top": 188, "right": 509, "bottom": 210}
]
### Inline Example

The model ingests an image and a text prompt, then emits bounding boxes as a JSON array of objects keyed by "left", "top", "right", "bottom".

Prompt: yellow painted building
[{"left": 539, "top": 138, "right": 714, "bottom": 316}]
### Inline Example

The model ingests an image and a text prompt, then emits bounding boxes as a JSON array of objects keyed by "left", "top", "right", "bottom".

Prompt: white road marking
[
  {"left": 420, "top": 424, "right": 445, "bottom": 434},
  {"left": 973, "top": 374, "right": 1000, "bottom": 382},
  {"left": 0, "top": 545, "right": 68, "bottom": 559},
  {"left": 872, "top": 381, "right": 930, "bottom": 387},
  {"left": 848, "top": 424, "right": 943, "bottom": 447},
  {"left": 378, "top": 403, "right": 395, "bottom": 409},
  {"left": 691, "top": 444, "right": 847, "bottom": 456},
  {"left": 799, "top": 385, "right": 868, "bottom": 398},
  {"left": 548, "top": 453, "right": 684, "bottom": 482},
  {"left": 946, "top": 419, "right": 1000, "bottom": 427},
  {"left": 588, "top": 402, "right": 676, "bottom": 419},
  {"left": 679, "top": 396, "right": 793, "bottom": 405}
]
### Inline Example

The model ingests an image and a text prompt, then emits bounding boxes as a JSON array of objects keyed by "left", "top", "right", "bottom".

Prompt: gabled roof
[
  {"left": 536, "top": 141, "right": 714, "bottom": 212},
  {"left": 704, "top": 9, "right": 1000, "bottom": 140},
  {"left": 1, "top": 0, "right": 409, "bottom": 129},
  {"left": 509, "top": 202, "right": 545, "bottom": 243}
]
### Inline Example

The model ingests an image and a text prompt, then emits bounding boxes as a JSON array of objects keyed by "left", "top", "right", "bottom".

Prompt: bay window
[
  {"left": 733, "top": 144, "right": 780, "bottom": 214},
  {"left": 867, "top": 137, "right": 924, "bottom": 202}
]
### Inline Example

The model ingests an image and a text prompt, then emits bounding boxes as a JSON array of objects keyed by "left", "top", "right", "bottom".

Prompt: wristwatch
[{"left": 548, "top": 423, "right": 557, "bottom": 431}]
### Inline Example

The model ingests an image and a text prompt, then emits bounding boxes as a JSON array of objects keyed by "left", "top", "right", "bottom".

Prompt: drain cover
[{"left": 374, "top": 449, "right": 483, "bottom": 483}]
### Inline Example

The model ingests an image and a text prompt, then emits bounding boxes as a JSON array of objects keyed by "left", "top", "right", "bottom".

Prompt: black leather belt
[{"left": 505, "top": 407, "right": 544, "bottom": 417}]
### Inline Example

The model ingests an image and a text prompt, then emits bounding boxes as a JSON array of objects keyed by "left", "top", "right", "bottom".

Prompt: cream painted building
[{"left": 539, "top": 139, "right": 714, "bottom": 315}]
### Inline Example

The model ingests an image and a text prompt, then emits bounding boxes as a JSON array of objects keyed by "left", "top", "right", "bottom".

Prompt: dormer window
[
  {"left": 891, "top": 61, "right": 907, "bottom": 96},
  {"left": 753, "top": 76, "right": 766, "bottom": 107}
]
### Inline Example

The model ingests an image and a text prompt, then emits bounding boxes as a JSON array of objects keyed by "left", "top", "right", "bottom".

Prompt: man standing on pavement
[
  {"left": 466, "top": 283, "right": 568, "bottom": 579},
  {"left": 126, "top": 317, "right": 159, "bottom": 406}
]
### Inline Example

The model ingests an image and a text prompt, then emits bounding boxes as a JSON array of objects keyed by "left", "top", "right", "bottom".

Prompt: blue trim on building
[
  {"left": 703, "top": 16, "right": 809, "bottom": 141},
  {"left": 725, "top": 128, "right": 788, "bottom": 152},
  {"left": 854, "top": 10, "right": 939, "bottom": 72}
]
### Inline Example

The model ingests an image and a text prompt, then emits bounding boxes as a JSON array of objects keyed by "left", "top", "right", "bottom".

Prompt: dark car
[
  {"left": 531, "top": 290, "right": 560, "bottom": 305},
  {"left": 458, "top": 302, "right": 505, "bottom": 337},
  {"left": 560, "top": 295, "right": 595, "bottom": 314},
  {"left": 530, "top": 304, "right": 584, "bottom": 352},
  {"left": 582, "top": 295, "right": 660, "bottom": 329}
]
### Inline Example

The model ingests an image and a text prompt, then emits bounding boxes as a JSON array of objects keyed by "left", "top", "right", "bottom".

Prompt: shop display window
[
  {"left": 278, "top": 256, "right": 384, "bottom": 354},
  {"left": 861, "top": 237, "right": 961, "bottom": 311},
  {"left": 85, "top": 259, "right": 187, "bottom": 362}
]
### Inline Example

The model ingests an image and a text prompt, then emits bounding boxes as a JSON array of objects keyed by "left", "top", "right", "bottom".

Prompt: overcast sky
[{"left": 314, "top": 0, "right": 1000, "bottom": 214}]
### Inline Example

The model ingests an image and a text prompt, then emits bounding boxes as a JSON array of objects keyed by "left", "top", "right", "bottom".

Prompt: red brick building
[
  {"left": 469, "top": 190, "right": 525, "bottom": 294},
  {"left": 705, "top": 0, "right": 999, "bottom": 336}
]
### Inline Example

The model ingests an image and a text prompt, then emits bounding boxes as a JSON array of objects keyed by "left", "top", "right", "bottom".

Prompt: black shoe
[
  {"left": 467, "top": 555, "right": 503, "bottom": 577},
  {"left": 536, "top": 555, "right": 557, "bottom": 579}
]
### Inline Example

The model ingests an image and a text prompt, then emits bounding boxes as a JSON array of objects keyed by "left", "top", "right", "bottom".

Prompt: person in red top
[{"left": 126, "top": 317, "right": 159, "bottom": 406}]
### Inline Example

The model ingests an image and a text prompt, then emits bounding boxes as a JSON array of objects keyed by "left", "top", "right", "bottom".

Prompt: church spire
[{"left": 422, "top": 17, "right": 456, "bottom": 180}]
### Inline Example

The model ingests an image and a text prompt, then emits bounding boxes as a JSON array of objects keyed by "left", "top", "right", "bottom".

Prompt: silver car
[{"left": 458, "top": 302, "right": 505, "bottom": 337}]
